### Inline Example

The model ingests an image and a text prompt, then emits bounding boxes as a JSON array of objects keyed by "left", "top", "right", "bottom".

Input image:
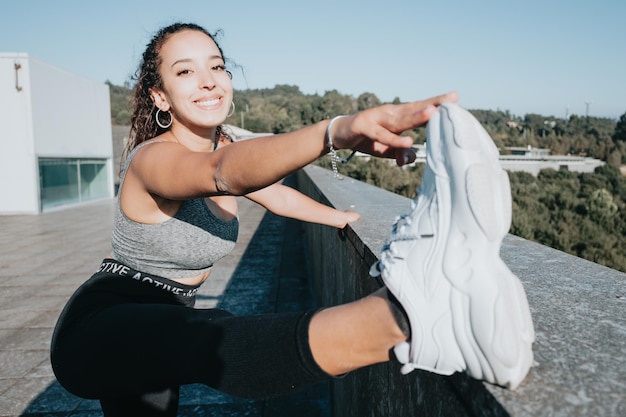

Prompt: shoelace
[
  {"left": 371, "top": 191, "right": 437, "bottom": 277},
  {"left": 373, "top": 204, "right": 438, "bottom": 272},
  {"left": 371, "top": 215, "right": 420, "bottom": 277}
]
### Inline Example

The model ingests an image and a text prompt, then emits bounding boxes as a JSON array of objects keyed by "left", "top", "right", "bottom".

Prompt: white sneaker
[{"left": 371, "top": 102, "right": 535, "bottom": 389}]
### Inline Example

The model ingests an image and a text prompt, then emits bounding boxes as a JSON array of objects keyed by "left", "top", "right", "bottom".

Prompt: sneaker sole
[{"left": 432, "top": 103, "right": 535, "bottom": 389}]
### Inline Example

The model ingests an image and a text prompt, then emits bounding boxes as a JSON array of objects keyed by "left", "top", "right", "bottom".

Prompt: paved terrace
[{"left": 0, "top": 175, "right": 330, "bottom": 417}]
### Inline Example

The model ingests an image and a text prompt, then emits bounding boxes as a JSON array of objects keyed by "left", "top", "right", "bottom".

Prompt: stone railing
[{"left": 296, "top": 164, "right": 625, "bottom": 417}]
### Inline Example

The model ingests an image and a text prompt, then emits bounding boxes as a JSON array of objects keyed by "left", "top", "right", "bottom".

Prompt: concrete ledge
[{"left": 297, "top": 164, "right": 626, "bottom": 417}]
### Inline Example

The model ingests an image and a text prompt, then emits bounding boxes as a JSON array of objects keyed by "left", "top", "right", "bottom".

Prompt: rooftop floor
[{"left": 0, "top": 191, "right": 329, "bottom": 416}]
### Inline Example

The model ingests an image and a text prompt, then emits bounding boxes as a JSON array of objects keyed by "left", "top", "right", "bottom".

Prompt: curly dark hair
[{"left": 125, "top": 22, "right": 231, "bottom": 158}]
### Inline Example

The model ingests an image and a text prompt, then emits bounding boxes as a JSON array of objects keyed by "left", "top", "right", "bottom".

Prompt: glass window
[
  {"left": 80, "top": 161, "right": 109, "bottom": 201},
  {"left": 39, "top": 158, "right": 110, "bottom": 211}
]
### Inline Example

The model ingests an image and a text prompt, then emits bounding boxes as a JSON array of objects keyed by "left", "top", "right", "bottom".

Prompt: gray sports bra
[{"left": 111, "top": 141, "right": 239, "bottom": 278}]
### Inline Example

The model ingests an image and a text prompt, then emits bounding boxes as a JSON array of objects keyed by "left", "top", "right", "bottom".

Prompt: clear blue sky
[{"left": 1, "top": 0, "right": 624, "bottom": 119}]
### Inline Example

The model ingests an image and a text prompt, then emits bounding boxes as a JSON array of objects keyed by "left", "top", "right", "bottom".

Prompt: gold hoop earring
[
  {"left": 227, "top": 102, "right": 236, "bottom": 118},
  {"left": 155, "top": 109, "right": 172, "bottom": 129}
]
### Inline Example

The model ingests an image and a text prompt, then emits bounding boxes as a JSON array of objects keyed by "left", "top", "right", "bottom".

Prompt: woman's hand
[
  {"left": 330, "top": 91, "right": 458, "bottom": 166},
  {"left": 343, "top": 209, "right": 361, "bottom": 224},
  {"left": 336, "top": 210, "right": 361, "bottom": 229}
]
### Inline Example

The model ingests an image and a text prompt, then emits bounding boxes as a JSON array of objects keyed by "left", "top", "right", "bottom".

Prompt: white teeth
[{"left": 197, "top": 99, "right": 220, "bottom": 107}]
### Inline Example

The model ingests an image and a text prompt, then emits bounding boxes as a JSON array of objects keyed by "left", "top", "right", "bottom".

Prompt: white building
[
  {"left": 408, "top": 144, "right": 603, "bottom": 176},
  {"left": 499, "top": 146, "right": 604, "bottom": 176},
  {"left": 0, "top": 53, "right": 114, "bottom": 214}
]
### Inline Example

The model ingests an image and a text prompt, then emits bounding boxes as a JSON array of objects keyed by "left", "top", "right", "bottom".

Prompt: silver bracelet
[{"left": 326, "top": 115, "right": 348, "bottom": 179}]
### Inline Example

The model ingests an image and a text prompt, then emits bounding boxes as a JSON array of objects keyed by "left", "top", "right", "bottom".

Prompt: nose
[{"left": 199, "top": 68, "right": 216, "bottom": 90}]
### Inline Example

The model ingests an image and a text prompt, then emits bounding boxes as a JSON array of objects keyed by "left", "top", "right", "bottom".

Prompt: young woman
[{"left": 50, "top": 22, "right": 517, "bottom": 417}]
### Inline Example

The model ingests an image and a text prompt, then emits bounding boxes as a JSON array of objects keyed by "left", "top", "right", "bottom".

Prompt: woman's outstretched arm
[
  {"left": 130, "top": 92, "right": 458, "bottom": 200},
  {"left": 246, "top": 183, "right": 360, "bottom": 229}
]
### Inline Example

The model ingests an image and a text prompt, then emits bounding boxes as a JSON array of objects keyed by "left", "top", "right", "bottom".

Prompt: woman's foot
[{"left": 371, "top": 102, "right": 535, "bottom": 389}]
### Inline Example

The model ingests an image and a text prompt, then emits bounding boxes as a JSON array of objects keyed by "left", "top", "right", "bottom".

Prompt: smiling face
[{"left": 150, "top": 29, "right": 233, "bottom": 134}]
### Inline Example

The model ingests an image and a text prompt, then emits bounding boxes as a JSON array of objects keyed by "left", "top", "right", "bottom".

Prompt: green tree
[
  {"left": 318, "top": 90, "right": 356, "bottom": 119},
  {"left": 614, "top": 112, "right": 626, "bottom": 142},
  {"left": 357, "top": 92, "right": 381, "bottom": 111},
  {"left": 106, "top": 80, "right": 132, "bottom": 125},
  {"left": 586, "top": 188, "right": 618, "bottom": 224}
]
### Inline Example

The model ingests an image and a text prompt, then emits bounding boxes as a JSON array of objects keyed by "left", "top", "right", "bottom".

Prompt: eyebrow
[{"left": 171, "top": 55, "right": 224, "bottom": 68}]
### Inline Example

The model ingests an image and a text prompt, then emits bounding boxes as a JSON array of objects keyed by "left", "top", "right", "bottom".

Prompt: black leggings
[{"left": 50, "top": 259, "right": 330, "bottom": 416}]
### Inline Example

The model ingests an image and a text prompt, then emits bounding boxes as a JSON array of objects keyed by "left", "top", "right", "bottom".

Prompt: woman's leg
[
  {"left": 309, "top": 288, "right": 407, "bottom": 376},
  {"left": 52, "top": 290, "right": 408, "bottom": 403}
]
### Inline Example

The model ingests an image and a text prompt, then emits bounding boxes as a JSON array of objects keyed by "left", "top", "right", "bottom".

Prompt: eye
[
  {"left": 211, "top": 65, "right": 232, "bottom": 79},
  {"left": 176, "top": 69, "right": 192, "bottom": 76}
]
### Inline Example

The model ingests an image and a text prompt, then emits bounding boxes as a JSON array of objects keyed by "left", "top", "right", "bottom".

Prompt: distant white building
[
  {"left": 499, "top": 146, "right": 604, "bottom": 176},
  {"left": 381, "top": 144, "right": 604, "bottom": 176},
  {"left": 507, "top": 146, "right": 551, "bottom": 157},
  {"left": 0, "top": 53, "right": 114, "bottom": 214}
]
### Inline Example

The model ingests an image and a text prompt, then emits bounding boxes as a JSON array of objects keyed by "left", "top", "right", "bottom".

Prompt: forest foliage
[{"left": 107, "top": 82, "right": 626, "bottom": 273}]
